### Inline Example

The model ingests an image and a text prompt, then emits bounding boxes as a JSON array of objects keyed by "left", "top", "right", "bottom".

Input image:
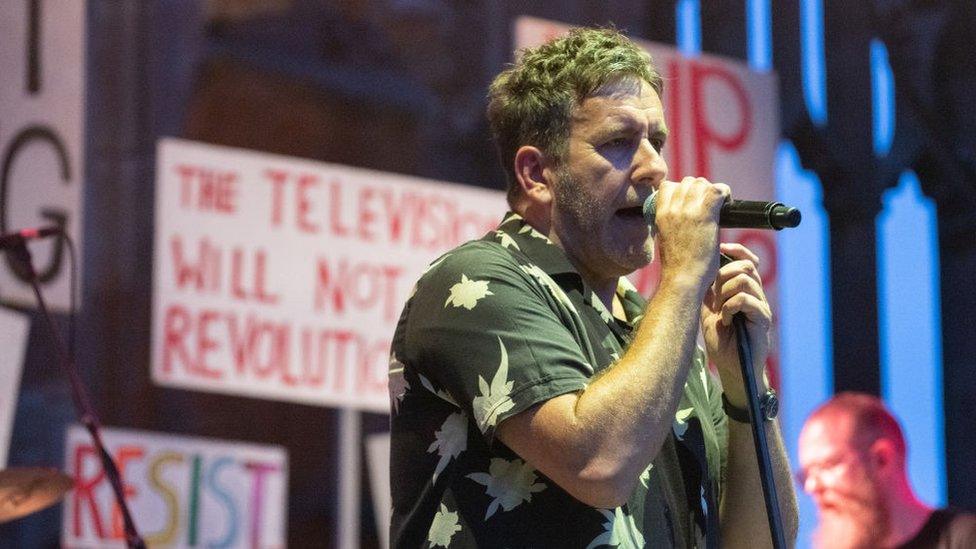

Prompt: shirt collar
[{"left": 492, "top": 212, "right": 647, "bottom": 327}]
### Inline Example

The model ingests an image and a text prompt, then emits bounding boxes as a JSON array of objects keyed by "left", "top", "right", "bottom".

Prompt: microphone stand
[
  {"left": 721, "top": 255, "right": 786, "bottom": 549},
  {"left": 6, "top": 241, "right": 146, "bottom": 549}
]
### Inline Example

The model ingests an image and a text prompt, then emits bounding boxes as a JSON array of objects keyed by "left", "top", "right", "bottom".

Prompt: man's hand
[
  {"left": 700, "top": 242, "right": 772, "bottom": 407},
  {"left": 654, "top": 177, "right": 730, "bottom": 291}
]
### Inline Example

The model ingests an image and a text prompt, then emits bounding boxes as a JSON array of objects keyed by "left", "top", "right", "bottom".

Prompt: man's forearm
[
  {"left": 719, "top": 419, "right": 799, "bottom": 548},
  {"left": 497, "top": 273, "right": 708, "bottom": 507}
]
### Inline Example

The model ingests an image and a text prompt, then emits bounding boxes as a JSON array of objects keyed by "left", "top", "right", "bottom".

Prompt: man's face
[
  {"left": 548, "top": 77, "right": 668, "bottom": 283},
  {"left": 798, "top": 416, "right": 889, "bottom": 549}
]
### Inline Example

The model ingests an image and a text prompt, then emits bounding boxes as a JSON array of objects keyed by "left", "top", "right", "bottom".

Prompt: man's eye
[
  {"left": 651, "top": 138, "right": 666, "bottom": 151},
  {"left": 606, "top": 137, "right": 629, "bottom": 148}
]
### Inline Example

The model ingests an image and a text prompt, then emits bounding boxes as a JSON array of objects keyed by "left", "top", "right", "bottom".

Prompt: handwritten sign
[
  {"left": 62, "top": 426, "right": 287, "bottom": 549},
  {"left": 151, "top": 139, "right": 508, "bottom": 411}
]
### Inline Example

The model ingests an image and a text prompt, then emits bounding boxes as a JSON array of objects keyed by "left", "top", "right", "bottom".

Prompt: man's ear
[
  {"left": 513, "top": 146, "right": 554, "bottom": 206},
  {"left": 868, "top": 438, "right": 899, "bottom": 475}
]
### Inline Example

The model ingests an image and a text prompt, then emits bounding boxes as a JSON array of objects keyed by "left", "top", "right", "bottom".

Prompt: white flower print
[
  {"left": 673, "top": 406, "right": 694, "bottom": 440},
  {"left": 427, "top": 411, "right": 468, "bottom": 481},
  {"left": 471, "top": 338, "right": 515, "bottom": 433},
  {"left": 638, "top": 464, "right": 653, "bottom": 489},
  {"left": 699, "top": 364, "right": 711, "bottom": 400},
  {"left": 445, "top": 274, "right": 494, "bottom": 310},
  {"left": 427, "top": 503, "right": 463, "bottom": 547},
  {"left": 467, "top": 457, "right": 546, "bottom": 519},
  {"left": 517, "top": 223, "right": 553, "bottom": 243},
  {"left": 388, "top": 353, "right": 409, "bottom": 414},
  {"left": 519, "top": 264, "right": 579, "bottom": 315},
  {"left": 585, "top": 508, "right": 645, "bottom": 549},
  {"left": 419, "top": 373, "right": 458, "bottom": 407},
  {"left": 501, "top": 212, "right": 521, "bottom": 225},
  {"left": 495, "top": 230, "right": 520, "bottom": 250}
]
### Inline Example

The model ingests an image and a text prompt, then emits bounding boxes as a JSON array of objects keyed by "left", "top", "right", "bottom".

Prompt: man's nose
[
  {"left": 632, "top": 139, "right": 667, "bottom": 188},
  {"left": 804, "top": 473, "right": 823, "bottom": 496}
]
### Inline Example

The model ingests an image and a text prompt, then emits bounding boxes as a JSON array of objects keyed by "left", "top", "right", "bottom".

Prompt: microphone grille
[{"left": 642, "top": 191, "right": 658, "bottom": 225}]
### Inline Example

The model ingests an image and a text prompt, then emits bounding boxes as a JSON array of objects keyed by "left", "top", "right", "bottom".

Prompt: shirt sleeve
[{"left": 402, "top": 241, "right": 595, "bottom": 443}]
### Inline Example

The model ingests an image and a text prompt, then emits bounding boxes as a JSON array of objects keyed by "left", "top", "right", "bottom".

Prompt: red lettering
[
  {"left": 170, "top": 236, "right": 221, "bottom": 292},
  {"left": 383, "top": 190, "right": 407, "bottom": 243},
  {"left": 691, "top": 62, "right": 752, "bottom": 177},
  {"left": 195, "top": 310, "right": 223, "bottom": 379},
  {"left": 314, "top": 259, "right": 345, "bottom": 316},
  {"left": 173, "top": 164, "right": 238, "bottom": 213},
  {"left": 110, "top": 447, "right": 144, "bottom": 539},
  {"left": 73, "top": 445, "right": 106, "bottom": 539},
  {"left": 358, "top": 186, "right": 378, "bottom": 242},
  {"left": 162, "top": 304, "right": 192, "bottom": 374},
  {"left": 297, "top": 174, "right": 320, "bottom": 234},
  {"left": 230, "top": 247, "right": 280, "bottom": 304},
  {"left": 357, "top": 338, "right": 391, "bottom": 396},
  {"left": 328, "top": 179, "right": 350, "bottom": 237},
  {"left": 314, "top": 258, "right": 403, "bottom": 321},
  {"left": 264, "top": 169, "right": 289, "bottom": 227}
]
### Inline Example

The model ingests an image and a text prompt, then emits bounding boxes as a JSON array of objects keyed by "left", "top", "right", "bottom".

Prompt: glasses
[{"left": 795, "top": 451, "right": 862, "bottom": 490}]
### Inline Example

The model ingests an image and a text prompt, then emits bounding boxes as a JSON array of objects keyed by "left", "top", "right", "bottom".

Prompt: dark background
[{"left": 1, "top": 1, "right": 974, "bottom": 547}]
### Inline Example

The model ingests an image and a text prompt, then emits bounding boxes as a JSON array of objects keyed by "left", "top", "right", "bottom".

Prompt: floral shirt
[{"left": 389, "top": 212, "right": 729, "bottom": 548}]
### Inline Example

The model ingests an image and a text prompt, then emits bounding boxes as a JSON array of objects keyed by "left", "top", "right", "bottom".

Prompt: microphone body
[
  {"left": 0, "top": 226, "right": 62, "bottom": 250},
  {"left": 642, "top": 192, "right": 801, "bottom": 230}
]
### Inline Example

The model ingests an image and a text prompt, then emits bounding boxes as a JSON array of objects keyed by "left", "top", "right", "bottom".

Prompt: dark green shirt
[{"left": 389, "top": 212, "right": 729, "bottom": 548}]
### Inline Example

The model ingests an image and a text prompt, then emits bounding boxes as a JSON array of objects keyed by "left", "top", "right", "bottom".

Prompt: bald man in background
[{"left": 798, "top": 392, "right": 976, "bottom": 548}]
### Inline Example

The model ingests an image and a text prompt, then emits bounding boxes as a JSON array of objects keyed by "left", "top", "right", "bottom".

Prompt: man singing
[{"left": 388, "top": 27, "right": 798, "bottom": 547}]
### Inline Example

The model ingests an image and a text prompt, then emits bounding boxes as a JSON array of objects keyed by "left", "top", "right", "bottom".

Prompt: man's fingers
[
  {"left": 716, "top": 259, "right": 763, "bottom": 291},
  {"left": 720, "top": 293, "right": 772, "bottom": 326},
  {"left": 719, "top": 242, "right": 760, "bottom": 266},
  {"left": 718, "top": 272, "right": 766, "bottom": 303}
]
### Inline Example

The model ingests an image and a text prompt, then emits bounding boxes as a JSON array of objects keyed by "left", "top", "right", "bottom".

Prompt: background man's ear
[
  {"left": 869, "top": 438, "right": 898, "bottom": 474},
  {"left": 514, "top": 146, "right": 554, "bottom": 206}
]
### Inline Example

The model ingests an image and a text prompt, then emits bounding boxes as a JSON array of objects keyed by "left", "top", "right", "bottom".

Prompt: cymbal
[{"left": 0, "top": 467, "right": 73, "bottom": 523}]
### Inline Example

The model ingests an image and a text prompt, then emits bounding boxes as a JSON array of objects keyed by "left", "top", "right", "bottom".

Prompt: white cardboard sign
[
  {"left": 151, "top": 139, "right": 508, "bottom": 411},
  {"left": 0, "top": 1, "right": 85, "bottom": 311},
  {"left": 62, "top": 426, "right": 288, "bottom": 549},
  {"left": 0, "top": 307, "right": 29, "bottom": 466}
]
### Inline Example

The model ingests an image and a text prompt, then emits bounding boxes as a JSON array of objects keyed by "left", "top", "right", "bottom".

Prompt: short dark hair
[{"left": 486, "top": 27, "right": 663, "bottom": 205}]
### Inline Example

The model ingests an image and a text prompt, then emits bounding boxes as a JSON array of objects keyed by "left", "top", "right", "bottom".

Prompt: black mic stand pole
[
  {"left": 6, "top": 241, "right": 146, "bottom": 549},
  {"left": 722, "top": 255, "right": 786, "bottom": 548}
]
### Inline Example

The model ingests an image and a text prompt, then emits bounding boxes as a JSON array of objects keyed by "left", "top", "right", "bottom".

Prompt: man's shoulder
[
  {"left": 944, "top": 507, "right": 976, "bottom": 535},
  {"left": 416, "top": 237, "right": 530, "bottom": 285}
]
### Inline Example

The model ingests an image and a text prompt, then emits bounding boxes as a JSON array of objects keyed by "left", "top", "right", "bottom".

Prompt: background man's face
[
  {"left": 798, "top": 416, "right": 890, "bottom": 549},
  {"left": 548, "top": 77, "right": 668, "bottom": 282}
]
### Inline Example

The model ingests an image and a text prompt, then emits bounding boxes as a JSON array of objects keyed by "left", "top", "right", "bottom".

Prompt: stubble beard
[{"left": 553, "top": 167, "right": 654, "bottom": 274}]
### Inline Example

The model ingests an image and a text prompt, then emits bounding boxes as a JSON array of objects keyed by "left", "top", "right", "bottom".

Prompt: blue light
[
  {"left": 800, "top": 0, "right": 827, "bottom": 126},
  {"left": 877, "top": 171, "right": 946, "bottom": 507},
  {"left": 776, "top": 141, "right": 833, "bottom": 549},
  {"left": 676, "top": 0, "right": 701, "bottom": 56},
  {"left": 871, "top": 39, "right": 895, "bottom": 156},
  {"left": 747, "top": 0, "right": 772, "bottom": 71}
]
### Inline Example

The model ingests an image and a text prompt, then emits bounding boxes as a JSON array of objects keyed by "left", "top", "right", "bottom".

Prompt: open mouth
[{"left": 616, "top": 205, "right": 644, "bottom": 219}]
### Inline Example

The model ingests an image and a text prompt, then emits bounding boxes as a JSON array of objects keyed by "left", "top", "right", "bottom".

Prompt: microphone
[
  {"left": 0, "top": 226, "right": 63, "bottom": 250},
  {"left": 642, "top": 192, "right": 801, "bottom": 230}
]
